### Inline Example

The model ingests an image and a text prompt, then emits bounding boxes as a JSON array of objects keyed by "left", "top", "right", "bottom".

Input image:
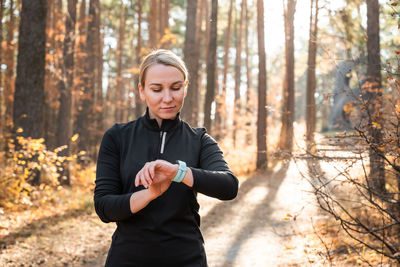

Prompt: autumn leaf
[
  {"left": 71, "top": 133, "right": 79, "bottom": 142},
  {"left": 371, "top": 122, "right": 381, "bottom": 129},
  {"left": 395, "top": 50, "right": 400, "bottom": 55}
]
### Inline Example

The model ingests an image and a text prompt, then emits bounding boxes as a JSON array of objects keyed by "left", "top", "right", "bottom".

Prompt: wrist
[
  {"left": 145, "top": 188, "right": 158, "bottom": 200},
  {"left": 172, "top": 160, "right": 187, "bottom": 183}
]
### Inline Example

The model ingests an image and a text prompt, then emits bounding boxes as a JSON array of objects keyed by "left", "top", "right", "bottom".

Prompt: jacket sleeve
[
  {"left": 94, "top": 124, "right": 133, "bottom": 223},
  {"left": 191, "top": 132, "right": 239, "bottom": 200}
]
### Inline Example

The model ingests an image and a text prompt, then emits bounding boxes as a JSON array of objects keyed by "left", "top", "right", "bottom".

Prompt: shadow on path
[
  {"left": 201, "top": 161, "right": 289, "bottom": 234},
  {"left": 201, "top": 161, "right": 290, "bottom": 266},
  {"left": 0, "top": 208, "right": 91, "bottom": 250}
]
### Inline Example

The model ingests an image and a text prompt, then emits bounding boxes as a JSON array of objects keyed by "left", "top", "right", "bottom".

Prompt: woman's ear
[{"left": 138, "top": 83, "right": 146, "bottom": 101}]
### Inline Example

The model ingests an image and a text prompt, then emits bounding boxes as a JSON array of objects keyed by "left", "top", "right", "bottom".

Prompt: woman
[{"left": 94, "top": 49, "right": 238, "bottom": 267}]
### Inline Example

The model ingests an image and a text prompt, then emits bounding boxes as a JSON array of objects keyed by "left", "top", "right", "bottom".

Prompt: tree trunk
[
  {"left": 215, "top": 0, "right": 234, "bottom": 140},
  {"left": 183, "top": 0, "right": 199, "bottom": 127},
  {"left": 76, "top": 0, "right": 99, "bottom": 160},
  {"left": 149, "top": 0, "right": 158, "bottom": 48},
  {"left": 305, "top": 0, "right": 318, "bottom": 144},
  {"left": 256, "top": 0, "right": 267, "bottom": 170},
  {"left": 115, "top": 4, "right": 126, "bottom": 123},
  {"left": 96, "top": 20, "right": 104, "bottom": 134},
  {"left": 233, "top": 0, "right": 244, "bottom": 147},
  {"left": 366, "top": 0, "right": 385, "bottom": 193},
  {"left": 4, "top": 0, "right": 16, "bottom": 130},
  {"left": 13, "top": 0, "right": 47, "bottom": 184},
  {"left": 73, "top": 0, "right": 86, "bottom": 130},
  {"left": 244, "top": 0, "right": 253, "bottom": 145},
  {"left": 56, "top": 0, "right": 77, "bottom": 185},
  {"left": 134, "top": 0, "right": 144, "bottom": 118},
  {"left": 44, "top": 0, "right": 63, "bottom": 150},
  {"left": 0, "top": 0, "right": 5, "bottom": 133},
  {"left": 278, "top": 0, "right": 296, "bottom": 152},
  {"left": 203, "top": 0, "right": 217, "bottom": 132}
]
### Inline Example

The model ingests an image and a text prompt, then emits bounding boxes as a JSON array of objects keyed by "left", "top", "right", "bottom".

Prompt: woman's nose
[{"left": 162, "top": 89, "right": 173, "bottom": 102}]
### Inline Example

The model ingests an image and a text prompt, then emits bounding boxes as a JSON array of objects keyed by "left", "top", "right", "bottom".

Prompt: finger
[
  {"left": 140, "top": 172, "right": 148, "bottom": 188},
  {"left": 135, "top": 171, "right": 141, "bottom": 187},
  {"left": 144, "top": 164, "right": 153, "bottom": 185},
  {"left": 149, "top": 163, "right": 156, "bottom": 181}
]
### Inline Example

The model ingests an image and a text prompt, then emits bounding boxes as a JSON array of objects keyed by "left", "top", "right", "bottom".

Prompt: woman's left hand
[{"left": 134, "top": 160, "right": 178, "bottom": 188}]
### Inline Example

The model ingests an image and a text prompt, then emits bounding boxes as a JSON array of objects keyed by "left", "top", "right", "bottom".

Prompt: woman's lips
[{"left": 161, "top": 106, "right": 175, "bottom": 111}]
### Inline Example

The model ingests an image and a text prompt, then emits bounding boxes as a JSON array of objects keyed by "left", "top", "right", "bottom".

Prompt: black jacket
[{"left": 94, "top": 110, "right": 239, "bottom": 267}]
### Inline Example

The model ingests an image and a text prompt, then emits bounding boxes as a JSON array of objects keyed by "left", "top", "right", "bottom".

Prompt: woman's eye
[
  {"left": 151, "top": 88, "right": 162, "bottom": 92},
  {"left": 172, "top": 87, "right": 181, "bottom": 90}
]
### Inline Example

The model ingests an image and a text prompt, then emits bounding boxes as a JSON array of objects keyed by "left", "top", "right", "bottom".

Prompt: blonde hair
[{"left": 139, "top": 49, "right": 189, "bottom": 87}]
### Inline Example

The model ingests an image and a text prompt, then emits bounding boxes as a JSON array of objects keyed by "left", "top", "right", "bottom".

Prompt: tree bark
[
  {"left": 76, "top": 0, "right": 99, "bottom": 159},
  {"left": 256, "top": 0, "right": 267, "bottom": 170},
  {"left": 13, "top": 0, "right": 47, "bottom": 184},
  {"left": 278, "top": 0, "right": 296, "bottom": 152},
  {"left": 149, "top": 0, "right": 158, "bottom": 48},
  {"left": 305, "top": 0, "right": 318, "bottom": 143},
  {"left": 115, "top": 4, "right": 126, "bottom": 123},
  {"left": 203, "top": 0, "right": 217, "bottom": 132},
  {"left": 44, "top": 0, "right": 64, "bottom": 150},
  {"left": 244, "top": 0, "right": 253, "bottom": 145},
  {"left": 56, "top": 0, "right": 77, "bottom": 185},
  {"left": 183, "top": 0, "right": 199, "bottom": 127},
  {"left": 366, "top": 0, "right": 385, "bottom": 193},
  {"left": 73, "top": 0, "right": 87, "bottom": 143},
  {"left": 0, "top": 0, "right": 5, "bottom": 132},
  {"left": 4, "top": 0, "right": 16, "bottom": 130},
  {"left": 134, "top": 0, "right": 144, "bottom": 118},
  {"left": 233, "top": 0, "right": 244, "bottom": 147},
  {"left": 215, "top": 0, "right": 234, "bottom": 140}
]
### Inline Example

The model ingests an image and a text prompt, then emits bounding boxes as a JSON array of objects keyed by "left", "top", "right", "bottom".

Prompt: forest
[{"left": 0, "top": 0, "right": 400, "bottom": 266}]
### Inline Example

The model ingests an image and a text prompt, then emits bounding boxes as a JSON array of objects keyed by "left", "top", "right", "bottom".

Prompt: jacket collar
[{"left": 142, "top": 107, "right": 181, "bottom": 132}]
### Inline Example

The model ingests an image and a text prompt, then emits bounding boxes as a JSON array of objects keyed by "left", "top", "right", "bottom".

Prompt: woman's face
[{"left": 139, "top": 64, "right": 187, "bottom": 125}]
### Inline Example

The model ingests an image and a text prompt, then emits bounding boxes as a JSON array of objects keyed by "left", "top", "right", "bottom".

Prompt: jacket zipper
[{"left": 159, "top": 131, "right": 167, "bottom": 154}]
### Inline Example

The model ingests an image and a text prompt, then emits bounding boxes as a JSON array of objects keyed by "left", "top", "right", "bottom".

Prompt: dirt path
[
  {"left": 199, "top": 160, "right": 325, "bottom": 267},
  {"left": 1, "top": 158, "right": 328, "bottom": 267}
]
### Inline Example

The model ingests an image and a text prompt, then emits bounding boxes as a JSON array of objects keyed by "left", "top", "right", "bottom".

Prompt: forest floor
[{"left": 0, "top": 133, "right": 370, "bottom": 266}]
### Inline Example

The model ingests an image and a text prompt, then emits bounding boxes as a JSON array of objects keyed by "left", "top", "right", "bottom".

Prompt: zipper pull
[{"left": 160, "top": 131, "right": 167, "bottom": 154}]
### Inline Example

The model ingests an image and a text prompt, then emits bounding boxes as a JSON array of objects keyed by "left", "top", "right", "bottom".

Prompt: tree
[
  {"left": 0, "top": 0, "right": 5, "bottom": 132},
  {"left": 76, "top": 0, "right": 100, "bottom": 159},
  {"left": 244, "top": 0, "right": 254, "bottom": 145},
  {"left": 13, "top": 0, "right": 47, "bottom": 184},
  {"left": 56, "top": 0, "right": 77, "bottom": 185},
  {"left": 215, "top": 0, "right": 234, "bottom": 139},
  {"left": 4, "top": 0, "right": 16, "bottom": 131},
  {"left": 233, "top": 0, "right": 244, "bottom": 147},
  {"left": 14, "top": 0, "right": 47, "bottom": 138},
  {"left": 115, "top": 4, "right": 127, "bottom": 123},
  {"left": 204, "top": 0, "right": 218, "bottom": 132},
  {"left": 278, "top": 0, "right": 296, "bottom": 152},
  {"left": 305, "top": 0, "right": 319, "bottom": 143},
  {"left": 183, "top": 0, "right": 199, "bottom": 127},
  {"left": 256, "top": 0, "right": 267, "bottom": 170},
  {"left": 133, "top": 0, "right": 144, "bottom": 118},
  {"left": 149, "top": 0, "right": 158, "bottom": 48},
  {"left": 365, "top": 0, "right": 385, "bottom": 193}
]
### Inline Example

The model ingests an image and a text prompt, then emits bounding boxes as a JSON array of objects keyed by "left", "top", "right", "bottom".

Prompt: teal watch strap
[{"left": 172, "top": 160, "right": 187, "bottom": 183}]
